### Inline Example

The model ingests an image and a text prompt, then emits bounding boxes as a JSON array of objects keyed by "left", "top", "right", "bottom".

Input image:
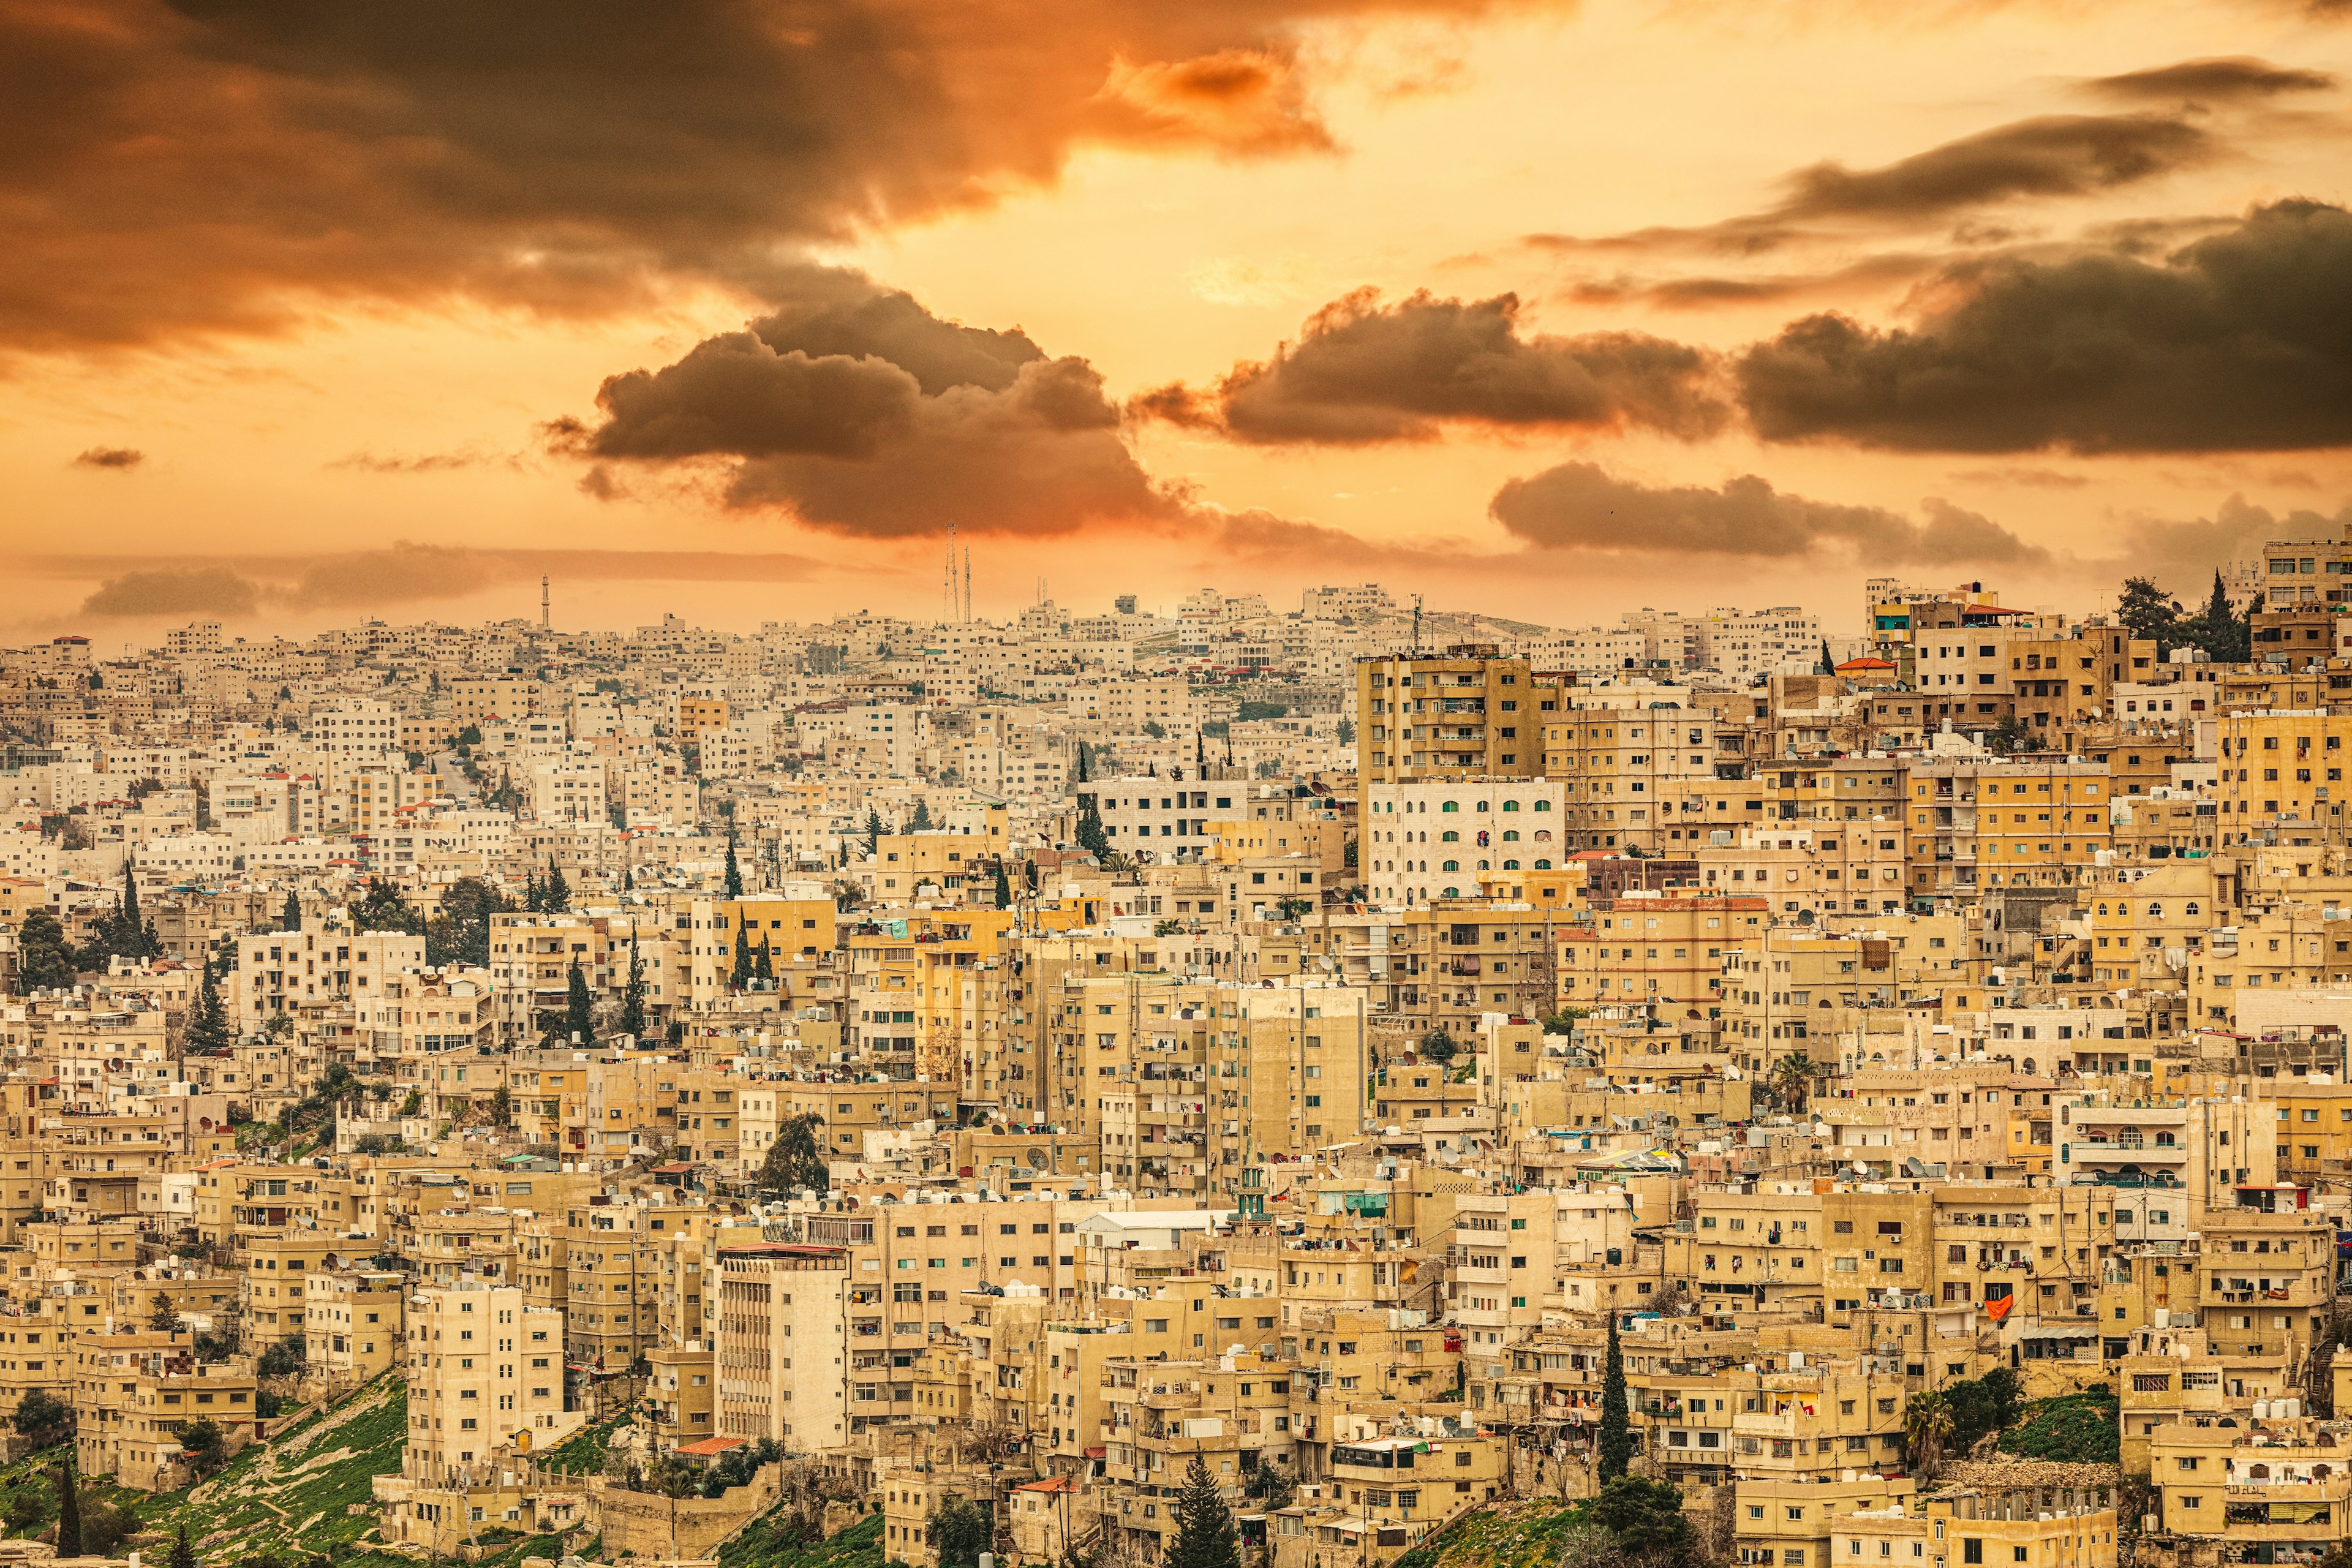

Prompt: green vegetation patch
[{"left": 1998, "top": 1384, "right": 2121, "bottom": 1466}]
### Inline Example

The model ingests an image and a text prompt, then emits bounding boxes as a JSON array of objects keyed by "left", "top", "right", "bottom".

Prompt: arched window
[
  {"left": 1502, "top": 830, "right": 1520, "bottom": 842},
  {"left": 1442, "top": 859, "right": 1460, "bottom": 872},
  {"left": 1533, "top": 801, "right": 1553, "bottom": 812},
  {"left": 1441, "top": 801, "right": 1460, "bottom": 813},
  {"left": 1503, "top": 859, "right": 1521, "bottom": 870},
  {"left": 1441, "top": 830, "right": 1460, "bottom": 843},
  {"left": 2186, "top": 902, "right": 2201, "bottom": 915},
  {"left": 2096, "top": 903, "right": 2109, "bottom": 916},
  {"left": 1502, "top": 800, "right": 1520, "bottom": 812},
  {"left": 1534, "top": 830, "right": 1552, "bottom": 842},
  {"left": 2148, "top": 903, "right": 2164, "bottom": 918},
  {"left": 1533, "top": 859, "right": 1553, "bottom": 869},
  {"left": 1442, "top": 886, "right": 1460, "bottom": 898},
  {"left": 1476, "top": 801, "right": 1490, "bottom": 812}
]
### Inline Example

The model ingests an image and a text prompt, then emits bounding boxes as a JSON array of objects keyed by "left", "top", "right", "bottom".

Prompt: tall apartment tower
[{"left": 1354, "top": 644, "right": 1540, "bottom": 793}]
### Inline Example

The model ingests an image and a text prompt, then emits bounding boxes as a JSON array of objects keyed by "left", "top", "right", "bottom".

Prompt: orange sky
[{"left": 8, "top": 0, "right": 2352, "bottom": 645}]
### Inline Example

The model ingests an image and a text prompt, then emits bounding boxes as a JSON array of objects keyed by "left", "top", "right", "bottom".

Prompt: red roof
[
  {"left": 1835, "top": 658, "right": 1896, "bottom": 672},
  {"left": 674, "top": 1436, "right": 746, "bottom": 1457}
]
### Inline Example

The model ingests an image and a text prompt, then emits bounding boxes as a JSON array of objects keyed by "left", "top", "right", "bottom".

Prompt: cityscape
[{"left": 9, "top": 6, "right": 2352, "bottom": 1568}]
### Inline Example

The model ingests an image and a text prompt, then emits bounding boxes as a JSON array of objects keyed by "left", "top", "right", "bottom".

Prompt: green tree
[
  {"left": 353, "top": 876, "right": 424, "bottom": 935},
  {"left": 864, "top": 809, "right": 884, "bottom": 855},
  {"left": 167, "top": 1520, "right": 200, "bottom": 1568},
  {"left": 187, "top": 957, "right": 231, "bottom": 1052},
  {"left": 53, "top": 1456, "right": 80, "bottom": 1559},
  {"left": 1589, "top": 1476, "right": 1698, "bottom": 1567},
  {"left": 1076, "top": 796, "right": 1110, "bottom": 859},
  {"left": 994, "top": 864, "right": 1013, "bottom": 908},
  {"left": 1770, "top": 1052, "right": 1814, "bottom": 1115},
  {"left": 618, "top": 932, "right": 648, "bottom": 1039},
  {"left": 1597, "top": 1314, "right": 1633, "bottom": 1482},
  {"left": 1904, "top": 1389, "right": 1956, "bottom": 1473},
  {"left": 2117, "top": 576, "right": 2186, "bottom": 658},
  {"left": 14, "top": 1389, "right": 67, "bottom": 1441},
  {"left": 724, "top": 834, "right": 744, "bottom": 899},
  {"left": 731, "top": 923, "right": 753, "bottom": 990},
  {"left": 927, "top": 1496, "right": 994, "bottom": 1568},
  {"left": 14, "top": 910, "right": 77, "bottom": 993},
  {"left": 149, "top": 1291, "right": 184, "bottom": 1333},
  {"left": 756, "top": 1113, "right": 829, "bottom": 1194},
  {"left": 2192, "top": 570, "right": 2242, "bottom": 662},
  {"left": 564, "top": 957, "right": 595, "bottom": 1046},
  {"left": 1817, "top": 636, "right": 1837, "bottom": 675},
  {"left": 177, "top": 1418, "right": 227, "bottom": 1476},
  {"left": 282, "top": 889, "right": 301, "bottom": 932},
  {"left": 754, "top": 935, "right": 774, "bottom": 983},
  {"left": 911, "top": 799, "right": 933, "bottom": 832},
  {"left": 1419, "top": 1026, "right": 1457, "bottom": 1066},
  {"left": 542, "top": 856, "right": 571, "bottom": 912},
  {"left": 429, "top": 875, "right": 510, "bottom": 968},
  {"left": 1164, "top": 1454, "right": 1239, "bottom": 1568}
]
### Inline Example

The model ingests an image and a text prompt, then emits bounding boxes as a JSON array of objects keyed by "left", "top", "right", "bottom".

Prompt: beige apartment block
[{"left": 402, "top": 1281, "right": 565, "bottom": 1485}]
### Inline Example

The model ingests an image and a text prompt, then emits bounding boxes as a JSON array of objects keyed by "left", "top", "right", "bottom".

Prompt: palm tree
[
  {"left": 1904, "top": 1390, "right": 1954, "bottom": 1474},
  {"left": 1770, "top": 1052, "right": 1814, "bottom": 1115}
]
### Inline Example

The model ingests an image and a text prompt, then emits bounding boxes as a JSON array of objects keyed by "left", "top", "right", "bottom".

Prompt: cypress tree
[
  {"left": 543, "top": 855, "right": 571, "bottom": 912},
  {"left": 564, "top": 957, "right": 594, "bottom": 1046},
  {"left": 55, "top": 1456, "right": 81, "bottom": 1558},
  {"left": 1598, "top": 1313, "right": 1634, "bottom": 1482},
  {"left": 724, "top": 834, "right": 744, "bottom": 899},
  {"left": 864, "top": 809, "right": 884, "bottom": 855},
  {"left": 167, "top": 1521, "right": 198, "bottom": 1568},
  {"left": 282, "top": 889, "right": 301, "bottom": 933},
  {"left": 1164, "top": 1455, "right": 1239, "bottom": 1568},
  {"left": 731, "top": 924, "right": 753, "bottom": 990},
  {"left": 994, "top": 864, "right": 1013, "bottom": 908},
  {"left": 755, "top": 936, "right": 774, "bottom": 982},
  {"left": 618, "top": 933, "right": 647, "bottom": 1039}
]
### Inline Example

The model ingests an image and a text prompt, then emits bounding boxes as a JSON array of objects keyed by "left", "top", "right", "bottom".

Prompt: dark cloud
[
  {"left": 0, "top": 0, "right": 1506, "bottom": 352},
  {"left": 1487, "top": 461, "right": 2052, "bottom": 566},
  {"left": 72, "top": 447, "right": 145, "bottom": 470},
  {"left": 1079, "top": 48, "right": 1335, "bottom": 156},
  {"left": 1564, "top": 253, "right": 1939, "bottom": 311},
  {"left": 568, "top": 273, "right": 1174, "bottom": 536},
  {"left": 81, "top": 566, "right": 260, "bottom": 617},
  {"left": 1735, "top": 199, "right": 2352, "bottom": 453},
  {"left": 1528, "top": 113, "right": 2215, "bottom": 256},
  {"left": 1129, "top": 288, "right": 1727, "bottom": 444},
  {"left": 2082, "top": 56, "right": 2336, "bottom": 103}
]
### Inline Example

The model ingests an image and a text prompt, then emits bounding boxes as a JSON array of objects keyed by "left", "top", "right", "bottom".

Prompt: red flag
[{"left": 1986, "top": 1295, "right": 2014, "bottom": 1322}]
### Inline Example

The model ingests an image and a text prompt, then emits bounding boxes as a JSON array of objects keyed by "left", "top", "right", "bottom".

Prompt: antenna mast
[{"left": 540, "top": 575, "right": 550, "bottom": 631}]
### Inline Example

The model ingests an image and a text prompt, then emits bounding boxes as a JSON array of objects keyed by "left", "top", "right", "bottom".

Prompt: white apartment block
[
  {"left": 1360, "top": 779, "right": 1572, "bottom": 904},
  {"left": 314, "top": 701, "right": 402, "bottom": 760},
  {"left": 402, "top": 1281, "right": 565, "bottom": 1485},
  {"left": 1080, "top": 775, "right": 1256, "bottom": 860},
  {"left": 529, "top": 758, "right": 608, "bottom": 824},
  {"left": 1698, "top": 606, "right": 1823, "bottom": 684}
]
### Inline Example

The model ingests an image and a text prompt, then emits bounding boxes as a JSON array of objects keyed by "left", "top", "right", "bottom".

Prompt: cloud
[
  {"left": 1129, "top": 287, "right": 1727, "bottom": 443},
  {"left": 327, "top": 446, "right": 527, "bottom": 473},
  {"left": 2082, "top": 56, "right": 2337, "bottom": 103},
  {"left": 1529, "top": 113, "right": 2217, "bottom": 256},
  {"left": 1735, "top": 199, "right": 2352, "bottom": 453},
  {"left": 2124, "top": 496, "right": 2352, "bottom": 596},
  {"left": 1564, "top": 253, "right": 1939, "bottom": 311},
  {"left": 1487, "top": 461, "right": 2052, "bottom": 566},
  {"left": 1081, "top": 49, "right": 1333, "bottom": 156},
  {"left": 564, "top": 268, "right": 1208, "bottom": 537},
  {"left": 0, "top": 0, "right": 1510, "bottom": 352},
  {"left": 80, "top": 567, "right": 260, "bottom": 617},
  {"left": 1946, "top": 466, "right": 2092, "bottom": 489},
  {"left": 72, "top": 446, "right": 144, "bottom": 470}
]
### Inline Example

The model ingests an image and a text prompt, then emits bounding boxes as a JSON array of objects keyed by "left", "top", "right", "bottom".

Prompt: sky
[{"left": 9, "top": 0, "right": 2352, "bottom": 647}]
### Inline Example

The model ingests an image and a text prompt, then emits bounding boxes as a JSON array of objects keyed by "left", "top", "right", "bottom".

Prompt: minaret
[{"left": 540, "top": 575, "right": 551, "bottom": 631}]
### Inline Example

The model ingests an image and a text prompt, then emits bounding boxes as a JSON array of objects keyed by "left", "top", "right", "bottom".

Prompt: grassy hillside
[
  {"left": 160, "top": 1374, "right": 409, "bottom": 1560},
  {"left": 1395, "top": 1501, "right": 1576, "bottom": 1568},
  {"left": 720, "top": 1509, "right": 883, "bottom": 1568}
]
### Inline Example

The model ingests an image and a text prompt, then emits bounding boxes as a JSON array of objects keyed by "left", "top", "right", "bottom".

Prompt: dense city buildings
[{"left": 0, "top": 560, "right": 2333, "bottom": 1568}]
